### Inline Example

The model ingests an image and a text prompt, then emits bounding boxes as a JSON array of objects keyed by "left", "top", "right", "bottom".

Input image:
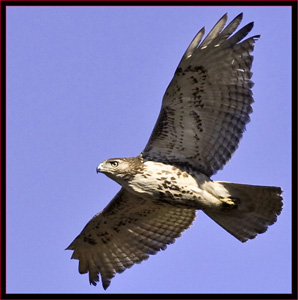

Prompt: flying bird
[{"left": 67, "top": 13, "right": 283, "bottom": 290}]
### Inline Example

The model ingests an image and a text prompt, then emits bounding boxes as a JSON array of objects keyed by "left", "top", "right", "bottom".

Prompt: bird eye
[{"left": 109, "top": 161, "right": 119, "bottom": 167}]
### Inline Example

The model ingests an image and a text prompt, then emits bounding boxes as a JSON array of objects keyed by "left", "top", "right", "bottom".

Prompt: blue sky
[{"left": 6, "top": 6, "right": 291, "bottom": 294}]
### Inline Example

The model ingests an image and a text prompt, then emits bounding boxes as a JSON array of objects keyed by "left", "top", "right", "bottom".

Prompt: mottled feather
[
  {"left": 67, "top": 188, "right": 195, "bottom": 289},
  {"left": 67, "top": 14, "right": 282, "bottom": 290},
  {"left": 142, "top": 13, "right": 260, "bottom": 177}
]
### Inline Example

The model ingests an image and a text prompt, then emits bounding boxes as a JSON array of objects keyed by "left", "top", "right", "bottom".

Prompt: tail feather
[{"left": 203, "top": 182, "right": 283, "bottom": 242}]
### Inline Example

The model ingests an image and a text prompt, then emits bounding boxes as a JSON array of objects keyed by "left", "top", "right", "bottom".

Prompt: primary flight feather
[{"left": 67, "top": 13, "right": 283, "bottom": 290}]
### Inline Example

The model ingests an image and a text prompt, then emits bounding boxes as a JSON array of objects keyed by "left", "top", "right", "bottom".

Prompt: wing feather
[
  {"left": 66, "top": 188, "right": 195, "bottom": 289},
  {"left": 199, "top": 13, "right": 228, "bottom": 49},
  {"left": 142, "top": 14, "right": 260, "bottom": 176}
]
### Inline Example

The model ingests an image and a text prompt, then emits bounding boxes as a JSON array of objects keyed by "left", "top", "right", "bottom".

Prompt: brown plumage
[{"left": 67, "top": 13, "right": 283, "bottom": 289}]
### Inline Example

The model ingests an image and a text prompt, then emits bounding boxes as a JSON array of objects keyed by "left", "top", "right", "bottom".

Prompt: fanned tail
[{"left": 203, "top": 182, "right": 283, "bottom": 242}]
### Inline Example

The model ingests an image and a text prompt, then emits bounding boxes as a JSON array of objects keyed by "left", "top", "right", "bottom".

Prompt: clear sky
[{"left": 6, "top": 5, "right": 291, "bottom": 294}]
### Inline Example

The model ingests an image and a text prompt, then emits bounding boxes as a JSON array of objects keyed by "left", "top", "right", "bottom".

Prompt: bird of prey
[{"left": 67, "top": 13, "right": 283, "bottom": 290}]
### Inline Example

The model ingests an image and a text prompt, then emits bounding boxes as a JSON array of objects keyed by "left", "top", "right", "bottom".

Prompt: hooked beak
[{"left": 96, "top": 163, "right": 103, "bottom": 174}]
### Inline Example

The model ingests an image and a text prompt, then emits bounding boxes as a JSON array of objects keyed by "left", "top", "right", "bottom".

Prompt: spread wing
[
  {"left": 66, "top": 188, "right": 196, "bottom": 289},
  {"left": 142, "top": 13, "right": 260, "bottom": 177}
]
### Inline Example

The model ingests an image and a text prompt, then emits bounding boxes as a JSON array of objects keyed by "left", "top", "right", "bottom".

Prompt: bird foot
[
  {"left": 219, "top": 197, "right": 239, "bottom": 210},
  {"left": 220, "top": 197, "right": 235, "bottom": 205}
]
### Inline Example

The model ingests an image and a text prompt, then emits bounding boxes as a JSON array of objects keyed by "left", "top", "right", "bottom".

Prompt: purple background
[{"left": 6, "top": 6, "right": 291, "bottom": 293}]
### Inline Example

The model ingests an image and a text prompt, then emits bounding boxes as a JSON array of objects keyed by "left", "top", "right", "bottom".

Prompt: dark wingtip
[
  {"left": 102, "top": 280, "right": 111, "bottom": 290},
  {"left": 220, "top": 12, "right": 228, "bottom": 20},
  {"left": 235, "top": 12, "right": 243, "bottom": 20},
  {"left": 90, "top": 281, "right": 97, "bottom": 286},
  {"left": 65, "top": 243, "right": 73, "bottom": 251}
]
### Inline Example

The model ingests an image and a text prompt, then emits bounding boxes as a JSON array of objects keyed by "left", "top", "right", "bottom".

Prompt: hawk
[{"left": 67, "top": 13, "right": 283, "bottom": 290}]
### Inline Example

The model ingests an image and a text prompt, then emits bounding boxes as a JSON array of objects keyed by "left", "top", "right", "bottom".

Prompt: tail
[{"left": 203, "top": 182, "right": 283, "bottom": 242}]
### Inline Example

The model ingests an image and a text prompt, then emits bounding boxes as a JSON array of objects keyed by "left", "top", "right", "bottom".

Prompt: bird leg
[{"left": 219, "top": 196, "right": 239, "bottom": 210}]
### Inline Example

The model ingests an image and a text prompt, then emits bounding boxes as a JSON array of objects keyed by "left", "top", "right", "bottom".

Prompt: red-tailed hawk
[{"left": 67, "top": 13, "right": 283, "bottom": 290}]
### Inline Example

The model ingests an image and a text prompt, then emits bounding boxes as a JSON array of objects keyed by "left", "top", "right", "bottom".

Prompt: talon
[{"left": 219, "top": 197, "right": 237, "bottom": 207}]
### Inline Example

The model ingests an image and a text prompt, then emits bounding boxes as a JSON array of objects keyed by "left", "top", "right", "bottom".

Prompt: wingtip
[
  {"left": 89, "top": 280, "right": 97, "bottom": 286},
  {"left": 246, "top": 21, "right": 254, "bottom": 30},
  {"left": 219, "top": 12, "right": 228, "bottom": 26},
  {"left": 65, "top": 243, "right": 73, "bottom": 251},
  {"left": 220, "top": 12, "right": 228, "bottom": 21},
  {"left": 102, "top": 279, "right": 111, "bottom": 290},
  {"left": 230, "top": 12, "right": 243, "bottom": 26},
  {"left": 196, "top": 26, "right": 206, "bottom": 38},
  {"left": 235, "top": 12, "right": 243, "bottom": 20}
]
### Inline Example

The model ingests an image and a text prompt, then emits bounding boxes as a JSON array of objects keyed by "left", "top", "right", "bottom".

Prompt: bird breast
[{"left": 123, "top": 161, "right": 222, "bottom": 209}]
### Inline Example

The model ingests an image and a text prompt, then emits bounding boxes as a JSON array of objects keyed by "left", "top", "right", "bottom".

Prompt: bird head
[
  {"left": 96, "top": 156, "right": 143, "bottom": 184},
  {"left": 97, "top": 158, "right": 125, "bottom": 175}
]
